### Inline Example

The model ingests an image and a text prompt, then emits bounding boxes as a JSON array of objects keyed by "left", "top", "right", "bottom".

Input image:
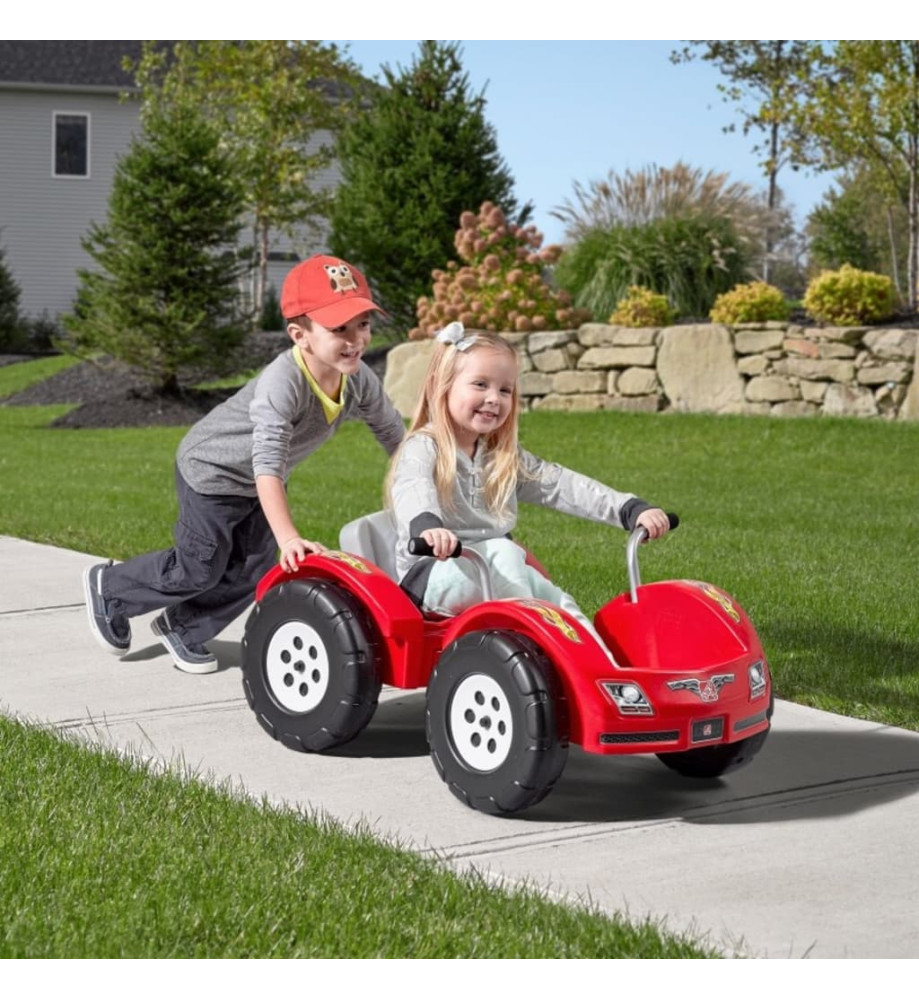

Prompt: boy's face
[{"left": 288, "top": 311, "right": 373, "bottom": 382}]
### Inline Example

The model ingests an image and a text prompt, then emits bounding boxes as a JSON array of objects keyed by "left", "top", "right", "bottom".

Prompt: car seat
[
  {"left": 339, "top": 510, "right": 551, "bottom": 602},
  {"left": 339, "top": 509, "right": 399, "bottom": 580}
]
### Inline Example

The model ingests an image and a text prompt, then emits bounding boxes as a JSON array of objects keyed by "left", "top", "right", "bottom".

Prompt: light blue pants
[{"left": 423, "top": 537, "right": 612, "bottom": 657}]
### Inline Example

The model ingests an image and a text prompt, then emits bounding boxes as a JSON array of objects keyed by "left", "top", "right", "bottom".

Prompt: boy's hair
[
  {"left": 387, "top": 332, "right": 521, "bottom": 515},
  {"left": 286, "top": 314, "right": 313, "bottom": 330}
]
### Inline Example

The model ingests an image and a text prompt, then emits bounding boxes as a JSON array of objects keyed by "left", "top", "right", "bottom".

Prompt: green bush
[
  {"left": 609, "top": 286, "right": 675, "bottom": 327},
  {"left": 554, "top": 215, "right": 749, "bottom": 321},
  {"left": 412, "top": 202, "right": 591, "bottom": 337},
  {"left": 803, "top": 264, "right": 897, "bottom": 326},
  {"left": 709, "top": 281, "right": 790, "bottom": 324}
]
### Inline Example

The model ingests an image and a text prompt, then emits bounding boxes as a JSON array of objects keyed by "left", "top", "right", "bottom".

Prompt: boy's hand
[
  {"left": 279, "top": 536, "right": 327, "bottom": 573},
  {"left": 636, "top": 507, "right": 670, "bottom": 540},
  {"left": 421, "top": 528, "right": 460, "bottom": 560}
]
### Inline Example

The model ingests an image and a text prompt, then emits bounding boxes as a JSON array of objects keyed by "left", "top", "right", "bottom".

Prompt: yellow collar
[{"left": 292, "top": 346, "right": 346, "bottom": 424}]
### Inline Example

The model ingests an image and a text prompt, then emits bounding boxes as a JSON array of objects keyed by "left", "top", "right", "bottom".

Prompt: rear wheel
[
  {"left": 241, "top": 578, "right": 381, "bottom": 752},
  {"left": 426, "top": 629, "right": 568, "bottom": 815}
]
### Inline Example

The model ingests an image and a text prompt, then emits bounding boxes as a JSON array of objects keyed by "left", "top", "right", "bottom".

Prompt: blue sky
[{"left": 333, "top": 40, "right": 840, "bottom": 247}]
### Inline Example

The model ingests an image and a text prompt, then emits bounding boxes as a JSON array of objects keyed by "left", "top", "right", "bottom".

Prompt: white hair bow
[{"left": 435, "top": 322, "right": 474, "bottom": 351}]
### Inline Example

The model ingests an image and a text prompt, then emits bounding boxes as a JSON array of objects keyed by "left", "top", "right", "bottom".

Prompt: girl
[{"left": 387, "top": 323, "right": 670, "bottom": 646}]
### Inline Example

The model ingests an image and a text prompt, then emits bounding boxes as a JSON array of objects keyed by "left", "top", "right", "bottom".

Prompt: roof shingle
[{"left": 0, "top": 41, "right": 149, "bottom": 89}]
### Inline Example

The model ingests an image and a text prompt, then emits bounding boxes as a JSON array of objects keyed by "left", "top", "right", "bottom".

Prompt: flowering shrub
[
  {"left": 803, "top": 264, "right": 897, "bottom": 326},
  {"left": 410, "top": 202, "right": 592, "bottom": 339},
  {"left": 609, "top": 285, "right": 675, "bottom": 327},
  {"left": 709, "top": 281, "right": 790, "bottom": 324}
]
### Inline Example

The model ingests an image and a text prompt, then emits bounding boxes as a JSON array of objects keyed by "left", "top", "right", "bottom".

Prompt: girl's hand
[
  {"left": 421, "top": 528, "right": 460, "bottom": 560},
  {"left": 279, "top": 536, "right": 327, "bottom": 573},
  {"left": 636, "top": 507, "right": 670, "bottom": 540}
]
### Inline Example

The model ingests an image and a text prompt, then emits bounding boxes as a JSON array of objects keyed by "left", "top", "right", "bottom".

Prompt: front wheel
[
  {"left": 241, "top": 578, "right": 381, "bottom": 752},
  {"left": 426, "top": 629, "right": 568, "bottom": 815},
  {"left": 656, "top": 727, "right": 770, "bottom": 779}
]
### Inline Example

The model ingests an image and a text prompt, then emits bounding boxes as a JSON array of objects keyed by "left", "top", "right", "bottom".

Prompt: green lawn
[
  {"left": 0, "top": 716, "right": 712, "bottom": 958},
  {"left": 1, "top": 356, "right": 918, "bottom": 957},
  {"left": 0, "top": 352, "right": 80, "bottom": 395},
  {"left": 2, "top": 367, "right": 916, "bottom": 728}
]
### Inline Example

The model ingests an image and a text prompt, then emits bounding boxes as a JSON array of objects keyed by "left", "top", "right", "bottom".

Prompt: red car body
[{"left": 251, "top": 546, "right": 771, "bottom": 761}]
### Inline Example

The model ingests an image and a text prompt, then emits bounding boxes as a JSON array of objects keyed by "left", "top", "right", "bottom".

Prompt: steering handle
[
  {"left": 627, "top": 511, "right": 679, "bottom": 604},
  {"left": 408, "top": 535, "right": 493, "bottom": 600},
  {"left": 408, "top": 536, "right": 463, "bottom": 559}
]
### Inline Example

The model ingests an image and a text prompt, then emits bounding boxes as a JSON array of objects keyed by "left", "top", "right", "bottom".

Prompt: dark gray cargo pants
[{"left": 103, "top": 467, "right": 276, "bottom": 644}]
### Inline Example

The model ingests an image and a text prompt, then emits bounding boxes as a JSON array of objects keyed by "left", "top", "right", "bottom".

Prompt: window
[{"left": 53, "top": 112, "right": 89, "bottom": 177}]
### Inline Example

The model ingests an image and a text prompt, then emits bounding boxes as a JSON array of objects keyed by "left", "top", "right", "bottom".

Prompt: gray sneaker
[
  {"left": 151, "top": 610, "right": 218, "bottom": 674},
  {"left": 83, "top": 562, "right": 131, "bottom": 656}
]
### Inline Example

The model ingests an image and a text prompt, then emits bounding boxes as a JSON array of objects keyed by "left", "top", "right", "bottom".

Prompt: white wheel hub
[
  {"left": 448, "top": 673, "right": 513, "bottom": 771},
  {"left": 265, "top": 621, "right": 329, "bottom": 713}
]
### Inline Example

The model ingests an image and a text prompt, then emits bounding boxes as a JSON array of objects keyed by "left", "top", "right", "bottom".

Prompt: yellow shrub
[
  {"left": 803, "top": 264, "right": 896, "bottom": 326},
  {"left": 709, "top": 281, "right": 790, "bottom": 324},
  {"left": 609, "top": 286, "right": 675, "bottom": 327}
]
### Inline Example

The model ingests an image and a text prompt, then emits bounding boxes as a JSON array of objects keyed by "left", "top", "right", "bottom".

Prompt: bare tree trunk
[
  {"left": 257, "top": 221, "right": 270, "bottom": 319},
  {"left": 910, "top": 43, "right": 919, "bottom": 311},
  {"left": 762, "top": 40, "right": 785, "bottom": 285},
  {"left": 764, "top": 120, "right": 779, "bottom": 284},
  {"left": 909, "top": 151, "right": 918, "bottom": 311},
  {"left": 885, "top": 203, "right": 902, "bottom": 298}
]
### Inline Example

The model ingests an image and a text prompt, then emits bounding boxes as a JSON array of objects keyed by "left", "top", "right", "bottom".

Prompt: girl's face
[{"left": 446, "top": 346, "right": 518, "bottom": 456}]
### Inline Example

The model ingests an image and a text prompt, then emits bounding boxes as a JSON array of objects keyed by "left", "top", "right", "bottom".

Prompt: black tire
[
  {"left": 656, "top": 727, "right": 770, "bottom": 779},
  {"left": 241, "top": 578, "right": 381, "bottom": 752},
  {"left": 426, "top": 629, "right": 568, "bottom": 815}
]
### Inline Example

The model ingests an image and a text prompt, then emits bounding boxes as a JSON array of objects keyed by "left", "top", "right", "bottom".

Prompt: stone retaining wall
[{"left": 384, "top": 322, "right": 919, "bottom": 421}]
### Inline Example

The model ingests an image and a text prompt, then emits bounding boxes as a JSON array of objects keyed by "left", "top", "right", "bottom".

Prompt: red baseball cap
[{"left": 281, "top": 254, "right": 382, "bottom": 327}]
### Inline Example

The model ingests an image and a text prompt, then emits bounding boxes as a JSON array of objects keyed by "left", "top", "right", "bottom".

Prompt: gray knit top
[
  {"left": 389, "top": 430, "right": 651, "bottom": 590},
  {"left": 177, "top": 348, "right": 405, "bottom": 497}
]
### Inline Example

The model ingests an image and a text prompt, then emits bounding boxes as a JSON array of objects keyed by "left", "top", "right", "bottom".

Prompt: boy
[{"left": 83, "top": 254, "right": 405, "bottom": 673}]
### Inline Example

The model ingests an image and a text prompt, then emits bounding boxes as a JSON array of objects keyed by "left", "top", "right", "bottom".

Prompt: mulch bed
[{"left": 0, "top": 335, "right": 391, "bottom": 430}]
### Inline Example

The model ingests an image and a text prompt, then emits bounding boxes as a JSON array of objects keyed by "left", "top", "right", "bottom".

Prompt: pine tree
[
  {"left": 62, "top": 104, "right": 250, "bottom": 393},
  {"left": 0, "top": 240, "right": 24, "bottom": 350},
  {"left": 329, "top": 41, "right": 526, "bottom": 335}
]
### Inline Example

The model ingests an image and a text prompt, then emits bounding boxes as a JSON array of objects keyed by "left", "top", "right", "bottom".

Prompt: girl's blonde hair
[{"left": 386, "top": 332, "right": 522, "bottom": 515}]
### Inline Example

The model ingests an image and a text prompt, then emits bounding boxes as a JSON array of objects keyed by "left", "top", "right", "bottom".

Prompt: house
[{"left": 0, "top": 41, "right": 339, "bottom": 322}]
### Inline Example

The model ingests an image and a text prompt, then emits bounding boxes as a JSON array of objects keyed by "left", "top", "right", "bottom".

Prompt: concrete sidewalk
[{"left": 3, "top": 535, "right": 918, "bottom": 958}]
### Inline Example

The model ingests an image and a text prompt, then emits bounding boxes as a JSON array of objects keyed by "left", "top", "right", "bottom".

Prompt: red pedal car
[{"left": 241, "top": 511, "right": 772, "bottom": 815}]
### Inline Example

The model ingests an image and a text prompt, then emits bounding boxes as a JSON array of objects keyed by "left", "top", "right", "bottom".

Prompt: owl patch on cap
[{"left": 324, "top": 263, "right": 357, "bottom": 294}]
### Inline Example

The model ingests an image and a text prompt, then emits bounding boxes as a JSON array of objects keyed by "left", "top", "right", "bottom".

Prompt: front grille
[
  {"left": 600, "top": 730, "right": 680, "bottom": 745},
  {"left": 735, "top": 709, "right": 769, "bottom": 733}
]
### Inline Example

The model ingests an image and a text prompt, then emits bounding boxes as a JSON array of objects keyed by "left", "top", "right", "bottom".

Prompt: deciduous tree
[
  {"left": 671, "top": 41, "right": 815, "bottom": 281},
  {"left": 807, "top": 165, "right": 909, "bottom": 294},
  {"left": 794, "top": 41, "right": 919, "bottom": 309},
  {"left": 131, "top": 41, "right": 361, "bottom": 316}
]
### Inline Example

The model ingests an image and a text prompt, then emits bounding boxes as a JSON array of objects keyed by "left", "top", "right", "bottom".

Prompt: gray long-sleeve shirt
[
  {"left": 177, "top": 348, "right": 405, "bottom": 497},
  {"left": 389, "top": 430, "right": 651, "bottom": 587}
]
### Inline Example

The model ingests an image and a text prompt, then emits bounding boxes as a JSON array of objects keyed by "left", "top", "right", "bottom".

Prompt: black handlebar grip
[
  {"left": 666, "top": 512, "right": 680, "bottom": 531},
  {"left": 408, "top": 537, "right": 463, "bottom": 558}
]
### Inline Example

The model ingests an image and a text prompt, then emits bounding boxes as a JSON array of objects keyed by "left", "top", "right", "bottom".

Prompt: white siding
[
  {"left": 0, "top": 88, "right": 141, "bottom": 319},
  {"left": 258, "top": 128, "right": 342, "bottom": 301},
  {"left": 1, "top": 90, "right": 343, "bottom": 322}
]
